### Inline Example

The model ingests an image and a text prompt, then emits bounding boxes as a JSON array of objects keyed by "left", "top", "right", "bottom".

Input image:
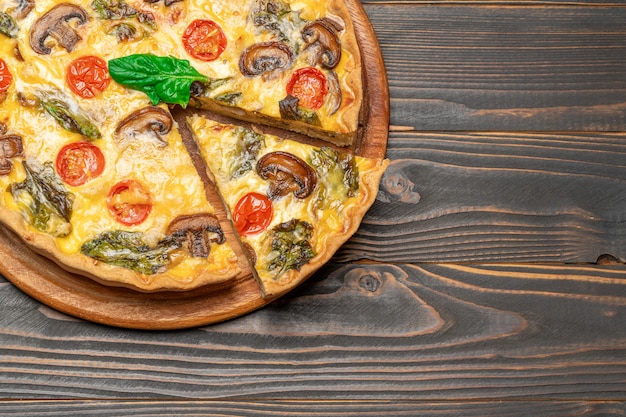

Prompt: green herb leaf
[
  {"left": 107, "top": 22, "right": 138, "bottom": 42},
  {"left": 10, "top": 159, "right": 74, "bottom": 237},
  {"left": 38, "top": 92, "right": 102, "bottom": 139},
  {"left": 267, "top": 219, "right": 315, "bottom": 277},
  {"left": 279, "top": 95, "right": 321, "bottom": 126},
  {"left": 214, "top": 91, "right": 243, "bottom": 106},
  {"left": 310, "top": 147, "right": 359, "bottom": 209},
  {"left": 252, "top": 0, "right": 303, "bottom": 43},
  {"left": 81, "top": 230, "right": 181, "bottom": 275},
  {"left": 228, "top": 126, "right": 265, "bottom": 178},
  {"left": 91, "top": 0, "right": 156, "bottom": 30},
  {"left": 108, "top": 54, "right": 209, "bottom": 107},
  {"left": 0, "top": 12, "right": 19, "bottom": 39}
]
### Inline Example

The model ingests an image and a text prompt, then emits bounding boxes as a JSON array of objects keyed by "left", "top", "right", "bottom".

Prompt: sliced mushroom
[
  {"left": 166, "top": 213, "right": 225, "bottom": 258},
  {"left": 256, "top": 151, "right": 317, "bottom": 199},
  {"left": 239, "top": 41, "right": 293, "bottom": 77},
  {"left": 302, "top": 18, "right": 343, "bottom": 70},
  {"left": 13, "top": 43, "right": 24, "bottom": 61},
  {"left": 0, "top": 134, "right": 23, "bottom": 175},
  {"left": 14, "top": 0, "right": 35, "bottom": 19},
  {"left": 0, "top": 134, "right": 24, "bottom": 158},
  {"left": 114, "top": 106, "right": 173, "bottom": 145},
  {"left": 17, "top": 91, "right": 38, "bottom": 108},
  {"left": 0, "top": 159, "right": 13, "bottom": 176},
  {"left": 29, "top": 3, "right": 88, "bottom": 55}
]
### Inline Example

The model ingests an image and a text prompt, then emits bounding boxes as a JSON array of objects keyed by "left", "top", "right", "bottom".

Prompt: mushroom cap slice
[
  {"left": 114, "top": 106, "right": 173, "bottom": 145},
  {"left": 0, "top": 158, "right": 13, "bottom": 176},
  {"left": 0, "top": 134, "right": 24, "bottom": 159},
  {"left": 15, "top": 0, "right": 35, "bottom": 19},
  {"left": 29, "top": 3, "right": 88, "bottom": 55},
  {"left": 302, "top": 18, "right": 343, "bottom": 70},
  {"left": 256, "top": 151, "right": 318, "bottom": 199},
  {"left": 0, "top": 134, "right": 22, "bottom": 176},
  {"left": 166, "top": 213, "right": 225, "bottom": 258},
  {"left": 239, "top": 41, "right": 294, "bottom": 77}
]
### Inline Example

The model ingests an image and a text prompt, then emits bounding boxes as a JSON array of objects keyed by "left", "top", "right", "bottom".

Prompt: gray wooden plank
[
  {"left": 337, "top": 131, "right": 626, "bottom": 263},
  {"left": 0, "top": 1, "right": 624, "bottom": 411},
  {"left": 0, "top": 400, "right": 624, "bottom": 416},
  {"left": 1, "top": 262, "right": 624, "bottom": 400},
  {"left": 363, "top": 4, "right": 626, "bottom": 131}
]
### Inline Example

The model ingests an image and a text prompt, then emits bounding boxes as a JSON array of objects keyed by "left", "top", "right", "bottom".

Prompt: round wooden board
[{"left": 0, "top": 0, "right": 389, "bottom": 330}]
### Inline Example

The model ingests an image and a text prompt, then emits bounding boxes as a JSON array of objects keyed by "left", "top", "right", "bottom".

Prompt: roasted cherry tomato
[
  {"left": 286, "top": 67, "right": 328, "bottom": 110},
  {"left": 0, "top": 59, "right": 13, "bottom": 93},
  {"left": 106, "top": 179, "right": 152, "bottom": 226},
  {"left": 233, "top": 192, "right": 273, "bottom": 236},
  {"left": 56, "top": 142, "right": 106, "bottom": 186},
  {"left": 182, "top": 19, "right": 227, "bottom": 62},
  {"left": 66, "top": 55, "right": 111, "bottom": 99}
]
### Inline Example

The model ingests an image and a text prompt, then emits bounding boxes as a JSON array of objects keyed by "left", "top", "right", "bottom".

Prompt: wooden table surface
[{"left": 1, "top": 0, "right": 626, "bottom": 415}]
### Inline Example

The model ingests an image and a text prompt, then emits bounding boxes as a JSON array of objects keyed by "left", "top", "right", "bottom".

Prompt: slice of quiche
[{"left": 188, "top": 113, "right": 386, "bottom": 297}]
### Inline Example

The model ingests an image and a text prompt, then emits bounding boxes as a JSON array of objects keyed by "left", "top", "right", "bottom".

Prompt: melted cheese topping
[
  {"left": 179, "top": 0, "right": 360, "bottom": 130},
  {"left": 6, "top": 0, "right": 359, "bottom": 136},
  {"left": 3, "top": 0, "right": 359, "bottom": 106},
  {"left": 0, "top": 0, "right": 363, "bottom": 289},
  {"left": 0, "top": 3, "right": 241, "bottom": 285},
  {"left": 189, "top": 114, "right": 374, "bottom": 285}
]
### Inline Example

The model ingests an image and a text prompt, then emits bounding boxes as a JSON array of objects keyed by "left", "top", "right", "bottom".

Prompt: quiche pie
[{"left": 0, "top": 0, "right": 387, "bottom": 296}]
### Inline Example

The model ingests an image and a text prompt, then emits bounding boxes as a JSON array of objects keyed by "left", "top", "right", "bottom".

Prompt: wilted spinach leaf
[
  {"left": 81, "top": 230, "right": 182, "bottom": 275},
  {"left": 10, "top": 159, "right": 74, "bottom": 237}
]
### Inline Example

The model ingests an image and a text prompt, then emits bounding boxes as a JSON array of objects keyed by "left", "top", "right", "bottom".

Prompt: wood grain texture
[
  {"left": 337, "top": 131, "right": 626, "bottom": 263},
  {"left": 0, "top": 400, "right": 623, "bottom": 416},
  {"left": 363, "top": 4, "right": 626, "bottom": 131},
  {"left": 1, "top": 262, "right": 625, "bottom": 400},
  {"left": 1, "top": 0, "right": 625, "bottom": 411}
]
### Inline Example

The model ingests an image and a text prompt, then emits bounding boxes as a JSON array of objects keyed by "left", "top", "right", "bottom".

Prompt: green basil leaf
[{"left": 108, "top": 54, "right": 209, "bottom": 107}]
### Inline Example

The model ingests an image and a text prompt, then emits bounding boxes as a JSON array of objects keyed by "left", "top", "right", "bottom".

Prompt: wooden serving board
[{"left": 0, "top": 0, "right": 389, "bottom": 330}]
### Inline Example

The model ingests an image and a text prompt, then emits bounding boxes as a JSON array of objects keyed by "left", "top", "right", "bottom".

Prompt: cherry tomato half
[
  {"left": 182, "top": 19, "right": 227, "bottom": 62},
  {"left": 233, "top": 192, "right": 273, "bottom": 236},
  {"left": 56, "top": 142, "right": 106, "bottom": 187},
  {"left": 66, "top": 56, "right": 111, "bottom": 99},
  {"left": 286, "top": 67, "right": 328, "bottom": 110},
  {"left": 0, "top": 59, "right": 13, "bottom": 93},
  {"left": 106, "top": 179, "right": 152, "bottom": 226}
]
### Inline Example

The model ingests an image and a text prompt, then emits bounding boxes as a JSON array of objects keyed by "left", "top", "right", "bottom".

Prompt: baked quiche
[{"left": 0, "top": 0, "right": 386, "bottom": 296}]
